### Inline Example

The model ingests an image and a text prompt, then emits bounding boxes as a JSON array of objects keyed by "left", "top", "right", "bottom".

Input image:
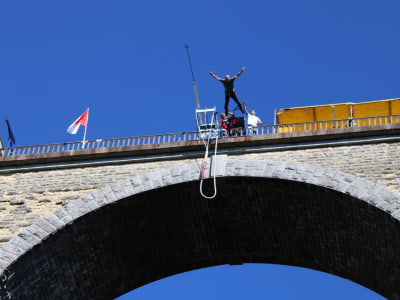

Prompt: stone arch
[{"left": 0, "top": 159, "right": 399, "bottom": 299}]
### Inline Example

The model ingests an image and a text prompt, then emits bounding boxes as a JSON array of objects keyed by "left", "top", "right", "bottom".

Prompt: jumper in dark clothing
[
  {"left": 221, "top": 78, "right": 236, "bottom": 94},
  {"left": 220, "top": 78, "right": 243, "bottom": 114}
]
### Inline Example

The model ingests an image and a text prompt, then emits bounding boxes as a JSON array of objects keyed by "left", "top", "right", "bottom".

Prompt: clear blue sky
[{"left": 0, "top": 0, "right": 396, "bottom": 298}]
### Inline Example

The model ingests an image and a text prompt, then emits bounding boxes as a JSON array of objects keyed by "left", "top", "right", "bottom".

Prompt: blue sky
[
  {"left": 0, "top": 0, "right": 396, "bottom": 298},
  {"left": 119, "top": 264, "right": 383, "bottom": 300}
]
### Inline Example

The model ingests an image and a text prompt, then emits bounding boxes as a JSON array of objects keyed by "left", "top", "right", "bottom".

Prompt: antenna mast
[
  {"left": 184, "top": 44, "right": 200, "bottom": 109},
  {"left": 184, "top": 45, "right": 219, "bottom": 199}
]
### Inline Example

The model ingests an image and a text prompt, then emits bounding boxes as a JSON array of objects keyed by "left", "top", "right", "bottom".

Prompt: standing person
[
  {"left": 243, "top": 100, "right": 262, "bottom": 135},
  {"left": 209, "top": 67, "right": 246, "bottom": 115}
]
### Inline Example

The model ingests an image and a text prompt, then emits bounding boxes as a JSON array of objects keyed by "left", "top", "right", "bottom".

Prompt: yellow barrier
[{"left": 277, "top": 98, "right": 400, "bottom": 126}]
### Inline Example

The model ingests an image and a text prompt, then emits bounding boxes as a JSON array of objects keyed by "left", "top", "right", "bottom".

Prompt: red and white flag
[{"left": 67, "top": 109, "right": 89, "bottom": 135}]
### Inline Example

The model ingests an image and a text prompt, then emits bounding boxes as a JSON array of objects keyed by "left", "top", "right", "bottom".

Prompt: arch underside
[{"left": 3, "top": 177, "right": 400, "bottom": 299}]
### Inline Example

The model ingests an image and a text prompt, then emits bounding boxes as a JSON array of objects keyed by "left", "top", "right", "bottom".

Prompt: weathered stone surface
[
  {"left": 0, "top": 136, "right": 399, "bottom": 299},
  {"left": 53, "top": 208, "right": 73, "bottom": 224},
  {"left": 0, "top": 243, "right": 24, "bottom": 258},
  {"left": 0, "top": 166, "right": 399, "bottom": 299},
  {"left": 90, "top": 190, "right": 108, "bottom": 207},
  {"left": 26, "top": 224, "right": 49, "bottom": 240},
  {"left": 35, "top": 218, "right": 57, "bottom": 234},
  {"left": 44, "top": 214, "right": 65, "bottom": 230},
  {"left": 8, "top": 236, "right": 32, "bottom": 252},
  {"left": 17, "top": 230, "right": 41, "bottom": 246},
  {"left": 1, "top": 142, "right": 400, "bottom": 244}
]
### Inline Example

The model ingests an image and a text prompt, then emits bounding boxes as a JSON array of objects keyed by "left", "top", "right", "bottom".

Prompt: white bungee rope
[{"left": 199, "top": 114, "right": 219, "bottom": 199}]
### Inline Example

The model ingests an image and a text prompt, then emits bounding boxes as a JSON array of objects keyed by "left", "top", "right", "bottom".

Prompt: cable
[
  {"left": 184, "top": 44, "right": 196, "bottom": 82},
  {"left": 199, "top": 134, "right": 218, "bottom": 199},
  {"left": 199, "top": 113, "right": 219, "bottom": 199},
  {"left": 184, "top": 44, "right": 200, "bottom": 109}
]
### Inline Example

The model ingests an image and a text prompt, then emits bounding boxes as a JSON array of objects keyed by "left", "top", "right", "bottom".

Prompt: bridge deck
[{"left": 1, "top": 115, "right": 400, "bottom": 168}]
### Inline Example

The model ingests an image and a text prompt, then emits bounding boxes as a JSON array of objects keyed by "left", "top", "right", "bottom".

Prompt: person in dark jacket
[{"left": 209, "top": 67, "right": 246, "bottom": 115}]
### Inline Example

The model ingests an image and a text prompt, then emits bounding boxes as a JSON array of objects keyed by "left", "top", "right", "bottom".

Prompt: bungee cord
[{"left": 199, "top": 114, "right": 219, "bottom": 199}]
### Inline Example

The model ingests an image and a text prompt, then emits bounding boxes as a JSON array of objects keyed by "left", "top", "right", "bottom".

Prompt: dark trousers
[{"left": 224, "top": 93, "right": 243, "bottom": 114}]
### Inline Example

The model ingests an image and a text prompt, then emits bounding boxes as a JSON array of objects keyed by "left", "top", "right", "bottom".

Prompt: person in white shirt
[{"left": 243, "top": 100, "right": 262, "bottom": 135}]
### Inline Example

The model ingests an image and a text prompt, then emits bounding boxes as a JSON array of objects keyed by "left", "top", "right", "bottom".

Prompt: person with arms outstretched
[{"left": 209, "top": 67, "right": 246, "bottom": 115}]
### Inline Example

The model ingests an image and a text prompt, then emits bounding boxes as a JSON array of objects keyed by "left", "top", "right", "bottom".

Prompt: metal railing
[
  {"left": 255, "top": 114, "right": 400, "bottom": 135},
  {"left": 1, "top": 114, "right": 399, "bottom": 157}
]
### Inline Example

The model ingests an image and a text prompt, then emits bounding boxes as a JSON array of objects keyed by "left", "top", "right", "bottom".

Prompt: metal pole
[
  {"left": 0, "top": 118, "right": 4, "bottom": 155},
  {"left": 184, "top": 44, "right": 195, "bottom": 82},
  {"left": 0, "top": 136, "right": 4, "bottom": 156},
  {"left": 193, "top": 82, "right": 200, "bottom": 109},
  {"left": 83, "top": 125, "right": 88, "bottom": 145},
  {"left": 82, "top": 108, "right": 89, "bottom": 147},
  {"left": 184, "top": 44, "right": 200, "bottom": 108},
  {"left": 274, "top": 109, "right": 278, "bottom": 125}
]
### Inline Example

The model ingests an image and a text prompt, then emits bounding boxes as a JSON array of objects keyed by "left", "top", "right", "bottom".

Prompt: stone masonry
[
  {"left": 0, "top": 140, "right": 399, "bottom": 244},
  {"left": 1, "top": 158, "right": 400, "bottom": 299}
]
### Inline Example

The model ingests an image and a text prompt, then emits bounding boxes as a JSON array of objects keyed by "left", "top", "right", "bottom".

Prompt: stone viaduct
[{"left": 0, "top": 124, "right": 400, "bottom": 298}]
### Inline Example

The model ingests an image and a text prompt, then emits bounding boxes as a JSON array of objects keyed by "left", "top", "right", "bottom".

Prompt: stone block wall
[
  {"left": 238, "top": 142, "right": 400, "bottom": 192},
  {"left": 0, "top": 141, "right": 399, "bottom": 243}
]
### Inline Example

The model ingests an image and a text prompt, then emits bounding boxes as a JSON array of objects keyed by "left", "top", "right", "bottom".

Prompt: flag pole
[{"left": 82, "top": 108, "right": 89, "bottom": 147}]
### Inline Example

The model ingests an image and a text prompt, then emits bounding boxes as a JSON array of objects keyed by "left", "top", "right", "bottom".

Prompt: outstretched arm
[
  {"left": 209, "top": 71, "right": 222, "bottom": 81},
  {"left": 242, "top": 100, "right": 249, "bottom": 115},
  {"left": 232, "top": 67, "right": 246, "bottom": 79}
]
